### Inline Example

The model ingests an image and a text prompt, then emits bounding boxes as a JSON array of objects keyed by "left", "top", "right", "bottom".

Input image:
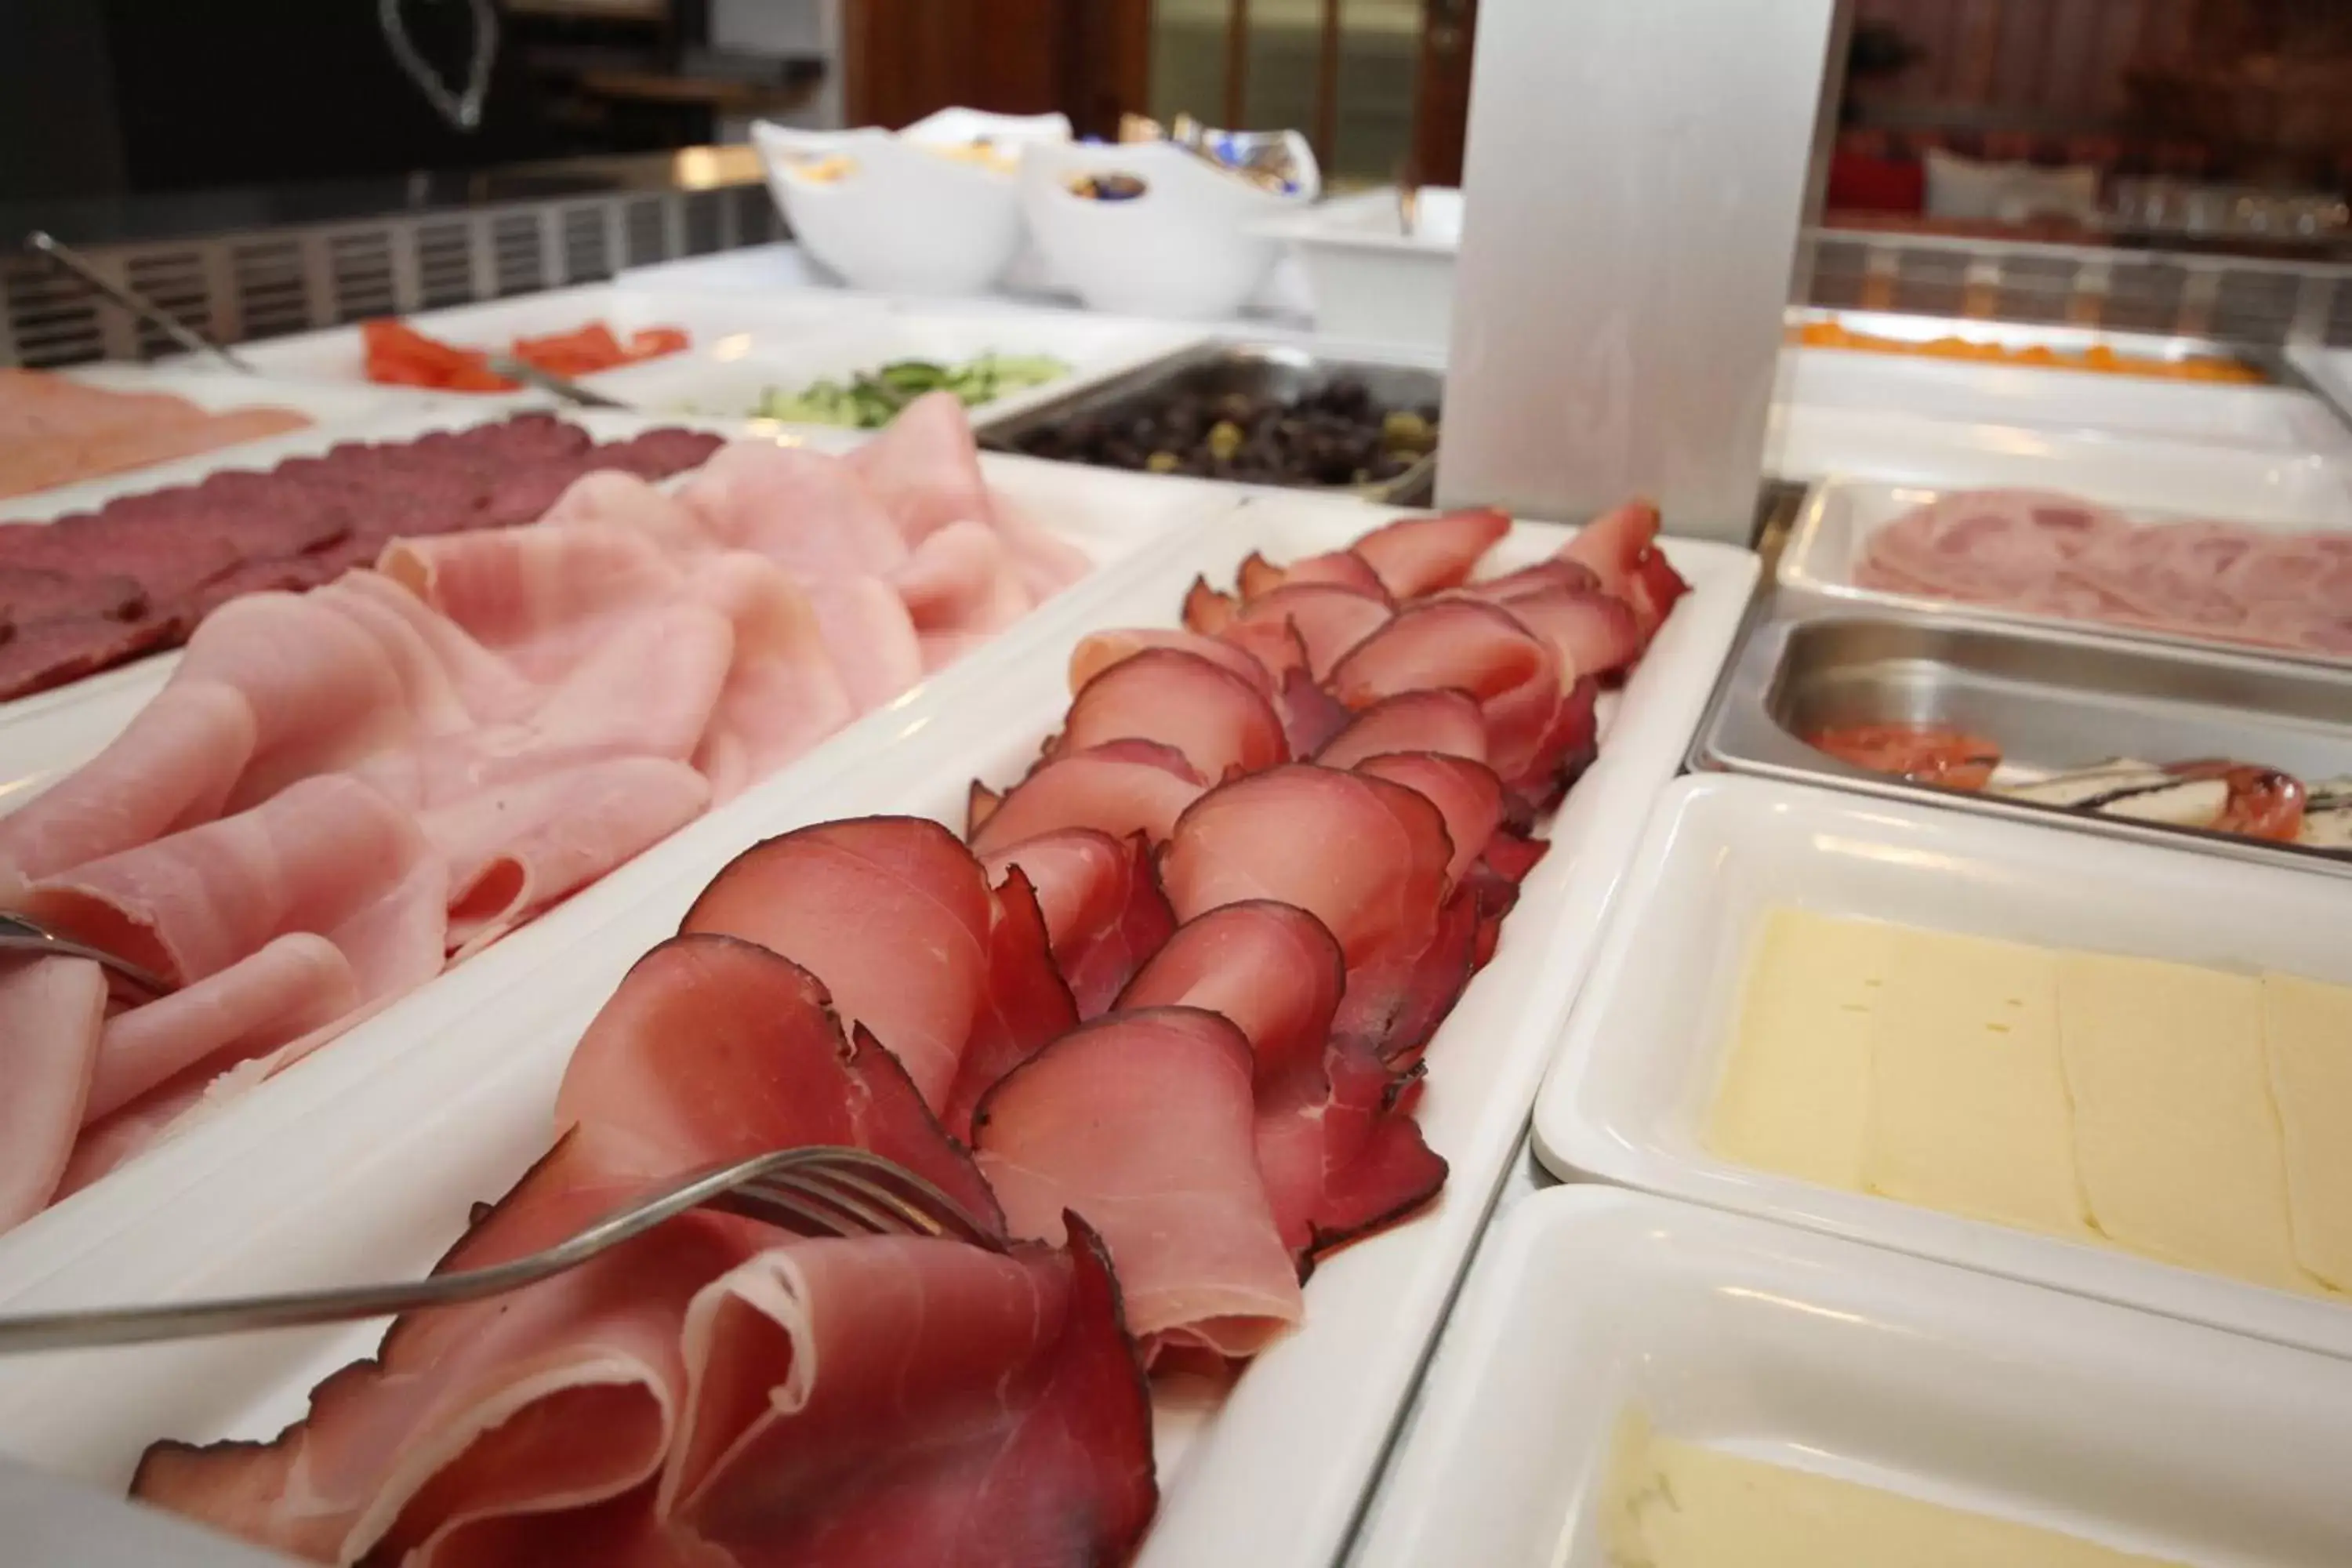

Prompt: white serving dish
[
  {"left": 1021, "top": 140, "right": 1317, "bottom": 321},
  {"left": 753, "top": 109, "right": 1067, "bottom": 296},
  {"left": 0, "top": 500, "right": 1756, "bottom": 1568},
  {"left": 1357, "top": 1185, "right": 2352, "bottom": 1568},
  {"left": 1784, "top": 342, "right": 2352, "bottom": 455},
  {"left": 56, "top": 363, "right": 417, "bottom": 428},
  {"left": 1534, "top": 772, "right": 2352, "bottom": 1361},
  {"left": 220, "top": 281, "right": 872, "bottom": 391},
  {"left": 1265, "top": 186, "right": 1461, "bottom": 354},
  {"left": 586, "top": 305, "right": 1202, "bottom": 427}
]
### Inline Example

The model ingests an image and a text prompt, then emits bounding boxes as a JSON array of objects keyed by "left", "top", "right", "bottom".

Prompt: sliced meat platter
[
  {"left": 0, "top": 495, "right": 1755, "bottom": 1568},
  {"left": 0, "top": 393, "right": 1093, "bottom": 1234}
]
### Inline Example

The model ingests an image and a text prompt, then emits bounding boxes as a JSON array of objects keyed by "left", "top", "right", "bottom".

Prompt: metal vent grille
[{"left": 1, "top": 180, "right": 787, "bottom": 366}]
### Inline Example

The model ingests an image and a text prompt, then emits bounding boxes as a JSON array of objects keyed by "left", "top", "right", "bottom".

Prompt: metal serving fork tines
[
  {"left": 0, "top": 1147, "right": 998, "bottom": 1356},
  {"left": 0, "top": 913, "right": 174, "bottom": 1000}
]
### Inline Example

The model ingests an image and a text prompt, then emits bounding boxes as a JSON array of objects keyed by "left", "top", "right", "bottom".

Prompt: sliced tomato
[
  {"left": 2167, "top": 759, "right": 2307, "bottom": 842},
  {"left": 361, "top": 318, "right": 514, "bottom": 392},
  {"left": 623, "top": 325, "right": 689, "bottom": 361},
  {"left": 1805, "top": 722, "right": 2002, "bottom": 791}
]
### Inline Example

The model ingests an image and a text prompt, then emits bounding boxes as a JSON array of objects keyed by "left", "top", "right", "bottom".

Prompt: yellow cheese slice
[
  {"left": 2057, "top": 953, "right": 2313, "bottom": 1292},
  {"left": 1601, "top": 1414, "right": 2188, "bottom": 1567},
  {"left": 2263, "top": 971, "right": 2352, "bottom": 1293},
  {"left": 1705, "top": 908, "right": 1892, "bottom": 1190},
  {"left": 1863, "top": 927, "right": 2093, "bottom": 1240}
]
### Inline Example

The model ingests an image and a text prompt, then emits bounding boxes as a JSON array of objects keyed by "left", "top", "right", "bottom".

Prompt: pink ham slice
[
  {"left": 681, "top": 441, "right": 908, "bottom": 579},
  {"left": 1229, "top": 583, "right": 1394, "bottom": 681},
  {"left": 889, "top": 517, "right": 1033, "bottom": 638},
  {"left": 1050, "top": 648, "right": 1289, "bottom": 783},
  {"left": 1348, "top": 507, "right": 1511, "bottom": 598},
  {"left": 377, "top": 517, "right": 688, "bottom": 679},
  {"left": 0, "top": 956, "right": 105, "bottom": 1229},
  {"left": 974, "top": 1007, "right": 1305, "bottom": 1358},
  {"left": 1160, "top": 764, "right": 1453, "bottom": 970},
  {"left": 1314, "top": 688, "right": 1490, "bottom": 771},
  {"left": 841, "top": 390, "right": 993, "bottom": 546},
  {"left": 677, "top": 551, "right": 856, "bottom": 801},
  {"left": 980, "top": 829, "right": 1175, "bottom": 1021},
  {"left": 1068, "top": 626, "right": 1274, "bottom": 698},
  {"left": 660, "top": 1223, "right": 1156, "bottom": 1568},
  {"left": 967, "top": 740, "right": 1210, "bottom": 856},
  {"left": 677, "top": 818, "right": 995, "bottom": 1114}
]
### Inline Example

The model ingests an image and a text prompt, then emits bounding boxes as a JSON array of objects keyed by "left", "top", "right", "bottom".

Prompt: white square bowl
[
  {"left": 1534, "top": 772, "right": 2352, "bottom": 1359},
  {"left": 1356, "top": 1185, "right": 2352, "bottom": 1568}
]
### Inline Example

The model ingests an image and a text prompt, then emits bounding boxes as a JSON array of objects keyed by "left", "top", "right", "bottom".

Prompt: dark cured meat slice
[
  {"left": 1470, "top": 557, "right": 1602, "bottom": 599},
  {"left": 1181, "top": 575, "right": 1236, "bottom": 634},
  {"left": 663, "top": 1218, "right": 1157, "bottom": 1568},
  {"left": 940, "top": 866, "right": 1080, "bottom": 1143},
  {"left": 1328, "top": 884, "right": 1480, "bottom": 1065},
  {"left": 1512, "top": 674, "right": 1600, "bottom": 814},
  {"left": 1050, "top": 648, "right": 1289, "bottom": 783},
  {"left": 0, "top": 565, "right": 146, "bottom": 626},
  {"left": 0, "top": 612, "right": 179, "bottom": 701},
  {"left": 1315, "top": 688, "right": 1490, "bottom": 771},
  {"left": 1231, "top": 583, "right": 1393, "bottom": 681},
  {"left": 1327, "top": 599, "right": 1563, "bottom": 790},
  {"left": 1348, "top": 507, "right": 1511, "bottom": 598},
  {"left": 678, "top": 818, "right": 996, "bottom": 1114},
  {"left": 1067, "top": 626, "right": 1275, "bottom": 697},
  {"left": 1463, "top": 829, "right": 1550, "bottom": 967},
  {"left": 1214, "top": 615, "right": 1311, "bottom": 684},
  {"left": 967, "top": 739, "right": 1210, "bottom": 856},
  {"left": 1115, "top": 900, "right": 1345, "bottom": 1094},
  {"left": 1294, "top": 1050, "right": 1449, "bottom": 1258},
  {"left": 980, "top": 829, "right": 1176, "bottom": 1022},
  {"left": 1474, "top": 583, "right": 1644, "bottom": 682},
  {"left": 600, "top": 427, "right": 725, "bottom": 479},
  {"left": 1353, "top": 751, "right": 1506, "bottom": 889},
  {"left": 1236, "top": 546, "right": 1388, "bottom": 602},
  {"left": 1274, "top": 665, "right": 1352, "bottom": 759}
]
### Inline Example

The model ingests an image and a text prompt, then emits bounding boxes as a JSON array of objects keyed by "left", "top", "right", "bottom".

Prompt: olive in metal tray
[{"left": 1011, "top": 377, "right": 1439, "bottom": 488}]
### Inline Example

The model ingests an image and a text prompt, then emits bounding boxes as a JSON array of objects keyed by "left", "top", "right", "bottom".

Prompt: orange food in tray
[
  {"left": 362, "top": 318, "right": 690, "bottom": 392},
  {"left": 1793, "top": 319, "right": 2264, "bottom": 383}
]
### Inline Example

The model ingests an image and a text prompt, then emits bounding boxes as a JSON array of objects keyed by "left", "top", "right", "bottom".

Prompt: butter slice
[
  {"left": 1864, "top": 928, "right": 2093, "bottom": 1240},
  {"left": 1600, "top": 1414, "right": 2187, "bottom": 1568},
  {"left": 2057, "top": 954, "right": 2310, "bottom": 1291},
  {"left": 2263, "top": 971, "right": 2352, "bottom": 1293},
  {"left": 1706, "top": 908, "right": 1892, "bottom": 1189}
]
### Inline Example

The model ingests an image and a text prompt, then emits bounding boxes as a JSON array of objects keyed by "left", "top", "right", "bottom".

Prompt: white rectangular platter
[
  {"left": 58, "top": 362, "right": 421, "bottom": 429},
  {"left": 1535, "top": 772, "right": 2352, "bottom": 1360},
  {"left": 1356, "top": 1185, "right": 2352, "bottom": 1568},
  {"left": 217, "top": 280, "right": 882, "bottom": 390},
  {"left": 0, "top": 404, "right": 1207, "bottom": 808},
  {"left": 586, "top": 304, "right": 1203, "bottom": 426},
  {"left": 0, "top": 499, "right": 1757, "bottom": 1568}
]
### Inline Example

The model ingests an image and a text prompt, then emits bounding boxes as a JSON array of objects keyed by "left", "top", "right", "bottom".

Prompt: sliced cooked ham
[
  {"left": 677, "top": 552, "right": 856, "bottom": 801},
  {"left": 974, "top": 1007, "right": 1305, "bottom": 1357},
  {"left": 682, "top": 441, "right": 908, "bottom": 579},
  {"left": 1051, "top": 648, "right": 1288, "bottom": 783},
  {"left": 1068, "top": 626, "right": 1274, "bottom": 698},
  {"left": 840, "top": 390, "right": 993, "bottom": 546},
  {"left": 967, "top": 740, "right": 1211, "bottom": 855},
  {"left": 890, "top": 517, "right": 1033, "bottom": 637},
  {"left": 1160, "top": 764, "right": 1453, "bottom": 968},
  {"left": 1348, "top": 507, "right": 1510, "bottom": 597},
  {"left": 376, "top": 516, "right": 688, "bottom": 678},
  {"left": 678, "top": 818, "right": 996, "bottom": 1112},
  {"left": 662, "top": 1225, "right": 1155, "bottom": 1568},
  {"left": 1314, "top": 688, "right": 1490, "bottom": 771},
  {"left": 0, "top": 956, "right": 105, "bottom": 1229},
  {"left": 1230, "top": 583, "right": 1393, "bottom": 680},
  {"left": 979, "top": 829, "right": 1175, "bottom": 1020}
]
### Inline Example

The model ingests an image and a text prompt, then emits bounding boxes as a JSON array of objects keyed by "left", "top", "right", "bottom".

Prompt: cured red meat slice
[
  {"left": 1236, "top": 546, "right": 1388, "bottom": 602},
  {"left": 1621, "top": 547, "right": 1690, "bottom": 641},
  {"left": 1181, "top": 575, "right": 1236, "bottom": 634},
  {"left": 1349, "top": 506, "right": 1510, "bottom": 597},
  {"left": 1273, "top": 665, "right": 1352, "bottom": 758},
  {"left": 1115, "top": 900, "right": 1346, "bottom": 1092},
  {"left": 980, "top": 829, "right": 1175, "bottom": 1021},
  {"left": 1327, "top": 600, "right": 1562, "bottom": 787},
  {"left": 1477, "top": 584, "right": 1643, "bottom": 681},
  {"left": 0, "top": 956, "right": 104, "bottom": 1229},
  {"left": 1555, "top": 499, "right": 1662, "bottom": 594},
  {"left": 1254, "top": 1036, "right": 1446, "bottom": 1263},
  {"left": 1051, "top": 648, "right": 1288, "bottom": 783},
  {"left": 940, "top": 866, "right": 1080, "bottom": 1142},
  {"left": 1314, "top": 688, "right": 1490, "bottom": 771},
  {"left": 1471, "top": 557, "right": 1602, "bottom": 600},
  {"left": 0, "top": 611, "right": 178, "bottom": 702},
  {"left": 677, "top": 818, "right": 995, "bottom": 1113},
  {"left": 1354, "top": 752, "right": 1505, "bottom": 889},
  {"left": 1328, "top": 881, "right": 1480, "bottom": 1065},
  {"left": 0, "top": 564, "right": 146, "bottom": 625},
  {"left": 1232, "top": 583, "right": 1393, "bottom": 680},
  {"left": 967, "top": 740, "right": 1210, "bottom": 856},
  {"left": 1160, "top": 764, "right": 1453, "bottom": 969},
  {"left": 1513, "top": 674, "right": 1601, "bottom": 811},
  {"left": 1069, "top": 626, "right": 1274, "bottom": 697},
  {"left": 1213, "top": 615, "right": 1311, "bottom": 684},
  {"left": 974, "top": 1007, "right": 1305, "bottom": 1356}
]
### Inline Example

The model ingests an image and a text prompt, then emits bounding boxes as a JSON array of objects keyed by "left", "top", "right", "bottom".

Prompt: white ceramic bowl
[
  {"left": 1019, "top": 139, "right": 1316, "bottom": 321},
  {"left": 751, "top": 110, "right": 1069, "bottom": 296}
]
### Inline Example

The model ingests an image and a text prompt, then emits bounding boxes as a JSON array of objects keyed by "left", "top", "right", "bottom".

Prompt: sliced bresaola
[
  {"left": 1255, "top": 1040, "right": 1447, "bottom": 1267},
  {"left": 979, "top": 829, "right": 1175, "bottom": 1022},
  {"left": 967, "top": 739, "right": 1210, "bottom": 857},
  {"left": 1113, "top": 900, "right": 1345, "bottom": 1095},
  {"left": 659, "top": 1222, "right": 1155, "bottom": 1568},
  {"left": 1513, "top": 674, "right": 1601, "bottom": 815},
  {"left": 1313, "top": 688, "right": 1490, "bottom": 771},
  {"left": 1348, "top": 506, "right": 1511, "bottom": 598},
  {"left": 973, "top": 1007, "right": 1304, "bottom": 1359},
  {"left": 1464, "top": 829, "right": 1551, "bottom": 968},
  {"left": 1327, "top": 883, "right": 1480, "bottom": 1067},
  {"left": 1049, "top": 648, "right": 1288, "bottom": 783},
  {"left": 1555, "top": 499, "right": 1690, "bottom": 641},
  {"left": 1353, "top": 752, "right": 1505, "bottom": 891},
  {"left": 1229, "top": 583, "right": 1393, "bottom": 681},
  {"left": 1067, "top": 626, "right": 1273, "bottom": 699},
  {"left": 1327, "top": 601, "right": 1563, "bottom": 792},
  {"left": 1236, "top": 546, "right": 1387, "bottom": 603},
  {"left": 677, "top": 818, "right": 996, "bottom": 1114},
  {"left": 1159, "top": 764, "right": 1453, "bottom": 971},
  {"left": 1472, "top": 581, "right": 1643, "bottom": 683},
  {"left": 939, "top": 866, "right": 1080, "bottom": 1144}
]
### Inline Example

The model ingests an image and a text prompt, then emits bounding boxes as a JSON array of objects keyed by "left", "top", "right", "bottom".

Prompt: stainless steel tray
[
  {"left": 1786, "top": 305, "right": 2314, "bottom": 390},
  {"left": 1693, "top": 600, "right": 2352, "bottom": 877},
  {"left": 973, "top": 340, "right": 1441, "bottom": 504}
]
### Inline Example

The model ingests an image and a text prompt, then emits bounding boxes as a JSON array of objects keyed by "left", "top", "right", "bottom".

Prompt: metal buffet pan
[
  {"left": 1693, "top": 600, "right": 2352, "bottom": 878},
  {"left": 973, "top": 340, "right": 1443, "bottom": 505}
]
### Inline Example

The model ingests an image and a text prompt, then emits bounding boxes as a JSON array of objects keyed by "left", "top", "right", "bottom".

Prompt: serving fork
[
  {"left": 0, "top": 913, "right": 175, "bottom": 999},
  {"left": 0, "top": 1147, "right": 998, "bottom": 1355}
]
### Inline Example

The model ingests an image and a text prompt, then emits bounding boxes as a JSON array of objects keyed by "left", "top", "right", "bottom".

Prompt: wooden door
[
  {"left": 1410, "top": 0, "right": 1477, "bottom": 187},
  {"left": 841, "top": 0, "right": 1149, "bottom": 138}
]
